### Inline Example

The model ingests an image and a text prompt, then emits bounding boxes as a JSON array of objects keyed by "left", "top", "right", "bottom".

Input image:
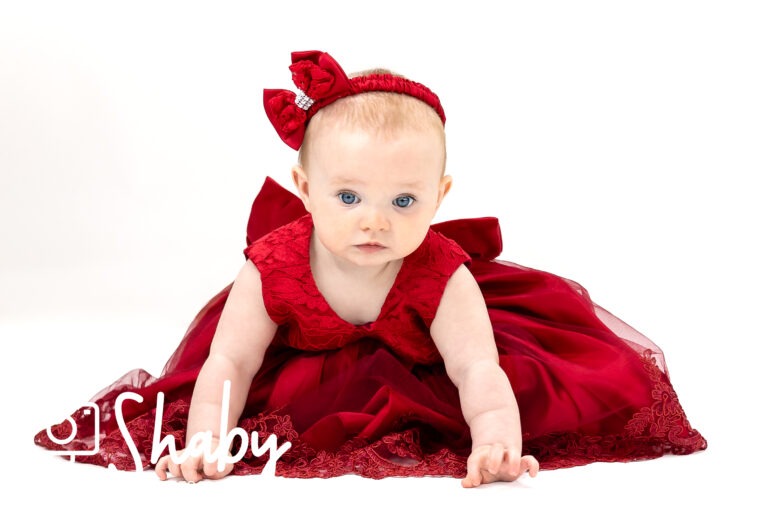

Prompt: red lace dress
[{"left": 34, "top": 177, "right": 706, "bottom": 477}]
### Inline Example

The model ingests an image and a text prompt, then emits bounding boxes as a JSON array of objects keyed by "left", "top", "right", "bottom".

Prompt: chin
[{"left": 349, "top": 250, "right": 401, "bottom": 266}]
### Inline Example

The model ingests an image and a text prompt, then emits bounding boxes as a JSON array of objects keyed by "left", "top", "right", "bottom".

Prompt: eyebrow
[{"left": 330, "top": 176, "right": 427, "bottom": 190}]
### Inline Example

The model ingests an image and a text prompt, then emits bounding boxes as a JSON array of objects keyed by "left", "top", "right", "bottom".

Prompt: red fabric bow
[{"left": 263, "top": 51, "right": 353, "bottom": 150}]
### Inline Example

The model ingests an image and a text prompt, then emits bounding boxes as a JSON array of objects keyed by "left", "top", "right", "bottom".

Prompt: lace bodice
[{"left": 244, "top": 214, "right": 471, "bottom": 365}]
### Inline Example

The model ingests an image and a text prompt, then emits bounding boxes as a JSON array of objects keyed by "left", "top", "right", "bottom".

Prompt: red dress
[{"left": 34, "top": 177, "right": 706, "bottom": 477}]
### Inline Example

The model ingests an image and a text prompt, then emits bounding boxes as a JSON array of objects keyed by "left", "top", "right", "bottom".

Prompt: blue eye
[
  {"left": 393, "top": 196, "right": 415, "bottom": 208},
  {"left": 338, "top": 192, "right": 360, "bottom": 205}
]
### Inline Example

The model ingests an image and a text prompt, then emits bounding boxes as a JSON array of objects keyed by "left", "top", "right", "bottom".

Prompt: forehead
[
  {"left": 301, "top": 128, "right": 442, "bottom": 195},
  {"left": 314, "top": 124, "right": 442, "bottom": 165},
  {"left": 304, "top": 117, "right": 445, "bottom": 174}
]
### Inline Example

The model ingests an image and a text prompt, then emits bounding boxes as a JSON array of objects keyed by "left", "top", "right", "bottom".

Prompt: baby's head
[{"left": 265, "top": 52, "right": 452, "bottom": 265}]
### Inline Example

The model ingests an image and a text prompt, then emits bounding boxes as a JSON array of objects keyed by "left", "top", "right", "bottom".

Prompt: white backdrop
[{"left": 2, "top": 1, "right": 766, "bottom": 525}]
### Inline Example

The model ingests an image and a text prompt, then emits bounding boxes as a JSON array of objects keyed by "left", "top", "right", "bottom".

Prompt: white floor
[{"left": 1, "top": 291, "right": 757, "bottom": 525}]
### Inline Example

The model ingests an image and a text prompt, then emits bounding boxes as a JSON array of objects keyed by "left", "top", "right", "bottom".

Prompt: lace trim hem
[{"left": 35, "top": 351, "right": 706, "bottom": 478}]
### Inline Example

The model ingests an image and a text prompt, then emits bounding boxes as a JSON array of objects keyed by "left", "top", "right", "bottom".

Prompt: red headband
[{"left": 264, "top": 50, "right": 446, "bottom": 150}]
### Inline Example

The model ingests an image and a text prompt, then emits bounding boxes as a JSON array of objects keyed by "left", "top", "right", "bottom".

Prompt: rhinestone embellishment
[{"left": 295, "top": 89, "right": 315, "bottom": 111}]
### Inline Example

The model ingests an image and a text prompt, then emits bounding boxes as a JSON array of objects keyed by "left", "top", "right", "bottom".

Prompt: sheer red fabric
[{"left": 34, "top": 176, "right": 706, "bottom": 477}]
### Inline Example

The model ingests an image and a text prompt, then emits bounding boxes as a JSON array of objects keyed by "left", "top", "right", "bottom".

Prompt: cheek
[
  {"left": 398, "top": 218, "right": 430, "bottom": 247},
  {"left": 314, "top": 210, "right": 349, "bottom": 242}
]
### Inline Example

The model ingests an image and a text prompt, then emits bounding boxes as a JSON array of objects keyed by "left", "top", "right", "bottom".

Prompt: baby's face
[{"left": 294, "top": 126, "right": 450, "bottom": 268}]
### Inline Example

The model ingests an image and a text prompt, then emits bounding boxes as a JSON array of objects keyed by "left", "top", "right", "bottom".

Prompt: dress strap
[
  {"left": 244, "top": 214, "right": 314, "bottom": 326},
  {"left": 395, "top": 229, "right": 472, "bottom": 327}
]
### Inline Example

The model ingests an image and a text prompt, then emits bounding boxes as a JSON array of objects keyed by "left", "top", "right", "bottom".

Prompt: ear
[
  {"left": 436, "top": 174, "right": 452, "bottom": 209},
  {"left": 292, "top": 165, "right": 311, "bottom": 212}
]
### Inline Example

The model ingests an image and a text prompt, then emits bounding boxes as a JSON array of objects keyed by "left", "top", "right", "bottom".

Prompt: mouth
[{"left": 355, "top": 242, "right": 386, "bottom": 251}]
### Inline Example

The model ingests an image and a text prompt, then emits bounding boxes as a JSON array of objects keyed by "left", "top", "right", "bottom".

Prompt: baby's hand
[
  {"left": 154, "top": 441, "right": 234, "bottom": 483},
  {"left": 462, "top": 443, "right": 539, "bottom": 488}
]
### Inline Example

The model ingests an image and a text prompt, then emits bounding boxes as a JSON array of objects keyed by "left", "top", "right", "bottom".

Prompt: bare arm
[
  {"left": 156, "top": 259, "right": 277, "bottom": 481},
  {"left": 430, "top": 265, "right": 538, "bottom": 487},
  {"left": 186, "top": 259, "right": 277, "bottom": 440}
]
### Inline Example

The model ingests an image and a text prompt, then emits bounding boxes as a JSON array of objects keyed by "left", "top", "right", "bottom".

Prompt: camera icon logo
[{"left": 45, "top": 402, "right": 100, "bottom": 461}]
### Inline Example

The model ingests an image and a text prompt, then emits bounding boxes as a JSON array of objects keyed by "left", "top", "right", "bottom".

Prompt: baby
[{"left": 154, "top": 54, "right": 539, "bottom": 487}]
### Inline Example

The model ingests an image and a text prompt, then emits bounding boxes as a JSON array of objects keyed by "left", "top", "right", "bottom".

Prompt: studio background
[{"left": 1, "top": 1, "right": 765, "bottom": 524}]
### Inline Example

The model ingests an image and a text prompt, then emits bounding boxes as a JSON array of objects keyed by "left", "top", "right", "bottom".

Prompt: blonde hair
[{"left": 298, "top": 69, "right": 446, "bottom": 173}]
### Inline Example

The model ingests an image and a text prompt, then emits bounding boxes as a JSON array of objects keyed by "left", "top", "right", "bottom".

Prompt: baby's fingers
[
  {"left": 180, "top": 457, "right": 204, "bottom": 483},
  {"left": 462, "top": 451, "right": 487, "bottom": 488},
  {"left": 203, "top": 460, "right": 233, "bottom": 480},
  {"left": 486, "top": 443, "right": 505, "bottom": 475},
  {"left": 521, "top": 455, "right": 540, "bottom": 478},
  {"left": 155, "top": 455, "right": 184, "bottom": 481},
  {"left": 154, "top": 456, "right": 171, "bottom": 481}
]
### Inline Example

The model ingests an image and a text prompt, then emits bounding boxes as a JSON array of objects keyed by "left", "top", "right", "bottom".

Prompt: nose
[{"left": 359, "top": 205, "right": 390, "bottom": 232}]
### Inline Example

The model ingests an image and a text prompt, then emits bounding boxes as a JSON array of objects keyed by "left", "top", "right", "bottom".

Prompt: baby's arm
[
  {"left": 431, "top": 265, "right": 539, "bottom": 487},
  {"left": 155, "top": 259, "right": 277, "bottom": 482}
]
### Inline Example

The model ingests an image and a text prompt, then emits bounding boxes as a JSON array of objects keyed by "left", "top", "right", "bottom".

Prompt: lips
[{"left": 355, "top": 242, "right": 386, "bottom": 251}]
